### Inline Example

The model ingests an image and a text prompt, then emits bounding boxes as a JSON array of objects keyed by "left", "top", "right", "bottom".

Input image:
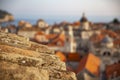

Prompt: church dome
[
  {"left": 80, "top": 13, "right": 88, "bottom": 23},
  {"left": 101, "top": 35, "right": 113, "bottom": 43},
  {"left": 37, "top": 19, "right": 44, "bottom": 22}
]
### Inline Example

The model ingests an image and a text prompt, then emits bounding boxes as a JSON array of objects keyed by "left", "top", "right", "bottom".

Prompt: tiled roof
[
  {"left": 67, "top": 53, "right": 81, "bottom": 62},
  {"left": 114, "top": 38, "right": 120, "bottom": 45},
  {"left": 35, "top": 31, "right": 45, "bottom": 35},
  {"left": 90, "top": 30, "right": 119, "bottom": 44},
  {"left": 105, "top": 62, "right": 120, "bottom": 79},
  {"left": 76, "top": 53, "right": 101, "bottom": 77},
  {"left": 46, "top": 34, "right": 65, "bottom": 47},
  {"left": 90, "top": 34, "right": 105, "bottom": 43},
  {"left": 35, "top": 32, "right": 65, "bottom": 47},
  {"left": 72, "top": 21, "right": 80, "bottom": 26},
  {"left": 101, "top": 30, "right": 118, "bottom": 38},
  {"left": 55, "top": 51, "right": 67, "bottom": 62},
  {"left": 18, "top": 27, "right": 42, "bottom": 31}
]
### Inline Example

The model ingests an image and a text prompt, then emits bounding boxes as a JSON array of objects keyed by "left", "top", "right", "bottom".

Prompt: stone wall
[{"left": 0, "top": 31, "right": 77, "bottom": 80}]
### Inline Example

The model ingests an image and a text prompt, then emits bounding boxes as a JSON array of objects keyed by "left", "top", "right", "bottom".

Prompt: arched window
[{"left": 103, "top": 51, "right": 111, "bottom": 56}]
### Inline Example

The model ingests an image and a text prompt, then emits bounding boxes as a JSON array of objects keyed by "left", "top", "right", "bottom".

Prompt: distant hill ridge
[
  {"left": 0, "top": 10, "right": 14, "bottom": 22},
  {"left": 0, "top": 10, "right": 12, "bottom": 19}
]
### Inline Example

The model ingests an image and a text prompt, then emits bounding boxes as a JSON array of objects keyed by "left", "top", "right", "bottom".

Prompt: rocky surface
[{"left": 0, "top": 31, "right": 77, "bottom": 80}]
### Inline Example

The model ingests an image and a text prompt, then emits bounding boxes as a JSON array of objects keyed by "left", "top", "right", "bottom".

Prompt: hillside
[{"left": 0, "top": 10, "right": 14, "bottom": 22}]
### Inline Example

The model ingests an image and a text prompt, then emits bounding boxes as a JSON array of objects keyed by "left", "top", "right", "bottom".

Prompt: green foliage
[
  {"left": 112, "top": 18, "right": 119, "bottom": 24},
  {"left": 0, "top": 10, "right": 12, "bottom": 19}
]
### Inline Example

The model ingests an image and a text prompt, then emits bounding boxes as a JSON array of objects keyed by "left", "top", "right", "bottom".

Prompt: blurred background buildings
[{"left": 0, "top": 0, "right": 120, "bottom": 80}]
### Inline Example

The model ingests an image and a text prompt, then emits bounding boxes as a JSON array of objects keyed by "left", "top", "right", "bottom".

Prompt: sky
[{"left": 0, "top": 0, "right": 120, "bottom": 22}]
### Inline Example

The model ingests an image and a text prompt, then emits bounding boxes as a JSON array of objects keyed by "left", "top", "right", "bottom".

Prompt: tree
[
  {"left": 0, "top": 10, "right": 14, "bottom": 23},
  {"left": 112, "top": 18, "right": 119, "bottom": 24}
]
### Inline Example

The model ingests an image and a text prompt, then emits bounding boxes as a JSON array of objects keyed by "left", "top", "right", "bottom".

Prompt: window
[{"left": 103, "top": 51, "right": 111, "bottom": 56}]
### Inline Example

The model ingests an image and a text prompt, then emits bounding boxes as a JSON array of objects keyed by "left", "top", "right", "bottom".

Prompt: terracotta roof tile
[
  {"left": 106, "top": 62, "right": 120, "bottom": 79},
  {"left": 101, "top": 30, "right": 118, "bottom": 38},
  {"left": 55, "top": 51, "right": 67, "bottom": 62},
  {"left": 114, "top": 38, "right": 120, "bottom": 45},
  {"left": 90, "top": 34, "right": 105, "bottom": 43},
  {"left": 67, "top": 53, "right": 81, "bottom": 62},
  {"left": 76, "top": 53, "right": 101, "bottom": 77}
]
